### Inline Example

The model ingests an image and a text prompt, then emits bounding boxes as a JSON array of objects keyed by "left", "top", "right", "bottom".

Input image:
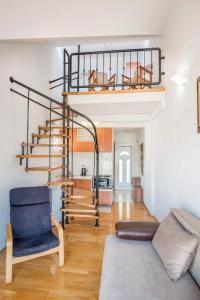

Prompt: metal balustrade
[
  {"left": 68, "top": 47, "right": 164, "bottom": 90},
  {"left": 49, "top": 46, "right": 165, "bottom": 92}
]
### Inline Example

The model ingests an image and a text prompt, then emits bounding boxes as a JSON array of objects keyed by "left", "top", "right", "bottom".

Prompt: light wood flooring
[{"left": 0, "top": 190, "right": 155, "bottom": 300}]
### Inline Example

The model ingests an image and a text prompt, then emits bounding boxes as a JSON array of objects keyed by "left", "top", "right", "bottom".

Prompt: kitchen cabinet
[
  {"left": 98, "top": 128, "right": 112, "bottom": 152},
  {"left": 72, "top": 177, "right": 113, "bottom": 205},
  {"left": 73, "top": 178, "right": 92, "bottom": 190},
  {"left": 70, "top": 128, "right": 112, "bottom": 152},
  {"left": 99, "top": 191, "right": 113, "bottom": 205}
]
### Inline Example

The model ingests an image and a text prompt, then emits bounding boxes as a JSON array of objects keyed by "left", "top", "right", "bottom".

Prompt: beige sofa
[{"left": 99, "top": 209, "right": 200, "bottom": 300}]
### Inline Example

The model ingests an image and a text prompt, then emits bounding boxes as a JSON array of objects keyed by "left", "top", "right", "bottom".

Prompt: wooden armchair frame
[
  {"left": 122, "top": 65, "right": 153, "bottom": 89},
  {"left": 88, "top": 70, "right": 116, "bottom": 91},
  {"left": 5, "top": 215, "right": 64, "bottom": 284}
]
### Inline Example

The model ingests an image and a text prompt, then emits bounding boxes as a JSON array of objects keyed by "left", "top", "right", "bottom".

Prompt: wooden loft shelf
[{"left": 63, "top": 87, "right": 165, "bottom": 96}]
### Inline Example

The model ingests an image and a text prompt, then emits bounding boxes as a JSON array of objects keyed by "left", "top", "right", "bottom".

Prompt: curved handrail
[
  {"left": 10, "top": 87, "right": 96, "bottom": 141},
  {"left": 10, "top": 77, "right": 98, "bottom": 150}
]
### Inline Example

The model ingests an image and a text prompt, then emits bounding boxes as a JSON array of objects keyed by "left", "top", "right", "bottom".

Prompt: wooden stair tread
[
  {"left": 48, "top": 178, "right": 74, "bottom": 186},
  {"left": 61, "top": 198, "right": 95, "bottom": 207},
  {"left": 66, "top": 201, "right": 95, "bottom": 209},
  {"left": 22, "top": 143, "right": 68, "bottom": 147},
  {"left": 62, "top": 208, "right": 97, "bottom": 213},
  {"left": 51, "top": 109, "right": 77, "bottom": 116},
  {"left": 63, "top": 213, "right": 99, "bottom": 219},
  {"left": 46, "top": 118, "right": 63, "bottom": 123},
  {"left": 70, "top": 195, "right": 92, "bottom": 200},
  {"left": 46, "top": 113, "right": 77, "bottom": 123},
  {"left": 32, "top": 134, "right": 70, "bottom": 138},
  {"left": 62, "top": 187, "right": 95, "bottom": 196},
  {"left": 39, "top": 126, "right": 70, "bottom": 130},
  {"left": 16, "top": 154, "right": 67, "bottom": 158},
  {"left": 25, "top": 165, "right": 67, "bottom": 172}
]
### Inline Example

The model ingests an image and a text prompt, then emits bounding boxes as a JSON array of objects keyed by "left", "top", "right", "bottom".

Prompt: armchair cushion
[
  {"left": 10, "top": 186, "right": 51, "bottom": 239},
  {"left": 13, "top": 231, "right": 59, "bottom": 257}
]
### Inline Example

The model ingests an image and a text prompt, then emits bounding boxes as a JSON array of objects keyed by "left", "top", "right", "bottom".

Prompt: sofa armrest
[{"left": 115, "top": 221, "right": 160, "bottom": 241}]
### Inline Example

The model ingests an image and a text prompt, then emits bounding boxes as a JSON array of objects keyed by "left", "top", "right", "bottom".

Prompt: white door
[{"left": 115, "top": 145, "right": 132, "bottom": 189}]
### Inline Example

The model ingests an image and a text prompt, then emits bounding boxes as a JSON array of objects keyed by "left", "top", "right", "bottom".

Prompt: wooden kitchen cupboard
[
  {"left": 70, "top": 128, "right": 112, "bottom": 152},
  {"left": 73, "top": 179, "right": 92, "bottom": 190}
]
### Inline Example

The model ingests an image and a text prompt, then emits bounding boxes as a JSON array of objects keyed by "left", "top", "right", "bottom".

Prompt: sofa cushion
[
  {"left": 171, "top": 208, "right": 200, "bottom": 237},
  {"left": 13, "top": 231, "right": 59, "bottom": 257},
  {"left": 99, "top": 235, "right": 200, "bottom": 300},
  {"left": 171, "top": 208, "right": 200, "bottom": 287},
  {"left": 190, "top": 245, "right": 200, "bottom": 287},
  {"left": 115, "top": 221, "right": 160, "bottom": 241},
  {"left": 152, "top": 213, "right": 199, "bottom": 281}
]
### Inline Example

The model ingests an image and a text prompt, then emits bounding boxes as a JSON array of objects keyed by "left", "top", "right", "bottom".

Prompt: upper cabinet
[
  {"left": 98, "top": 128, "right": 112, "bottom": 152},
  {"left": 70, "top": 128, "right": 112, "bottom": 152}
]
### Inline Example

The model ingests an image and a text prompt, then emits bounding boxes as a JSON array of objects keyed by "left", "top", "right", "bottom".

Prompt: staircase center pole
[
  {"left": 26, "top": 89, "right": 30, "bottom": 170},
  {"left": 61, "top": 48, "right": 67, "bottom": 229}
]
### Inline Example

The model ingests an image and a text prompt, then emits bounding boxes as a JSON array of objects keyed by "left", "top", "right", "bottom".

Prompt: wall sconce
[{"left": 171, "top": 71, "right": 188, "bottom": 86}]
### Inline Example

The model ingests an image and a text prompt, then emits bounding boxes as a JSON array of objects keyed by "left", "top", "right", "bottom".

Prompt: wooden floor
[{"left": 0, "top": 191, "right": 155, "bottom": 300}]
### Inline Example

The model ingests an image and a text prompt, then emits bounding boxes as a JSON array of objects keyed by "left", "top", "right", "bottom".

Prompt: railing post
[
  {"left": 70, "top": 112, "right": 74, "bottom": 200},
  {"left": 48, "top": 101, "right": 52, "bottom": 181},
  {"left": 122, "top": 52, "right": 125, "bottom": 90},
  {"left": 95, "top": 145, "right": 99, "bottom": 227},
  {"left": 66, "top": 104, "right": 70, "bottom": 179},
  {"left": 61, "top": 49, "right": 67, "bottom": 229},
  {"left": 77, "top": 45, "right": 80, "bottom": 92},
  {"left": 26, "top": 89, "right": 30, "bottom": 170}
]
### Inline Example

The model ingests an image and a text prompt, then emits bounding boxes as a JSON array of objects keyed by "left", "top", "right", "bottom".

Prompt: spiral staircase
[{"left": 10, "top": 77, "right": 100, "bottom": 228}]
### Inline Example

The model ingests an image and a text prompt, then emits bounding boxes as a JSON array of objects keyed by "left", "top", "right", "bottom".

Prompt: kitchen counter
[
  {"left": 70, "top": 177, "right": 113, "bottom": 205},
  {"left": 72, "top": 175, "right": 93, "bottom": 180}
]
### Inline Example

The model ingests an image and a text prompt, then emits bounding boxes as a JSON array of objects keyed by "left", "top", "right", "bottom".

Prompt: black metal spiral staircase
[{"left": 10, "top": 76, "right": 100, "bottom": 228}]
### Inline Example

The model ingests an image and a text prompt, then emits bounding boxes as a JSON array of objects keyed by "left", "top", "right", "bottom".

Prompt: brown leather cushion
[{"left": 115, "top": 221, "right": 160, "bottom": 241}]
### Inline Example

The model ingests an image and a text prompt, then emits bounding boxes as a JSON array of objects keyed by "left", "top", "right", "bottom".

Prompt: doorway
[{"left": 115, "top": 145, "right": 132, "bottom": 189}]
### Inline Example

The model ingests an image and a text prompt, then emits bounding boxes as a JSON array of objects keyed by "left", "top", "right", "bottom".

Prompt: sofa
[{"left": 99, "top": 210, "right": 200, "bottom": 300}]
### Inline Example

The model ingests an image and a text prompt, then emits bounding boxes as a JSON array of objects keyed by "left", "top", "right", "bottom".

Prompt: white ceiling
[{"left": 0, "top": 0, "right": 175, "bottom": 41}]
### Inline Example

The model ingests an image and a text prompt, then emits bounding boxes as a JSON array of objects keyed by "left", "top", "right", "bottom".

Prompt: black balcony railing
[{"left": 68, "top": 47, "right": 164, "bottom": 91}]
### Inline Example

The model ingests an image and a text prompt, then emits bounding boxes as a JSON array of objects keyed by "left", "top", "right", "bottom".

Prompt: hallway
[{"left": 113, "top": 189, "right": 132, "bottom": 202}]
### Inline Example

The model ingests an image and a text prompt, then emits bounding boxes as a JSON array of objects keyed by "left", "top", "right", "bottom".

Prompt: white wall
[
  {"left": 73, "top": 152, "right": 112, "bottom": 177},
  {"left": 0, "top": 0, "right": 174, "bottom": 40},
  {"left": 149, "top": 0, "right": 200, "bottom": 220},
  {"left": 0, "top": 43, "right": 62, "bottom": 249}
]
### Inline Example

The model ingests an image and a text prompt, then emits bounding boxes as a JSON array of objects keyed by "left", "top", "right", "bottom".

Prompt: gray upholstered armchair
[{"left": 6, "top": 186, "right": 64, "bottom": 284}]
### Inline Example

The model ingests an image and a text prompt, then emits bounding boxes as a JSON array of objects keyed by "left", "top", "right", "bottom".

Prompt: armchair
[
  {"left": 122, "top": 62, "right": 153, "bottom": 89},
  {"left": 88, "top": 70, "right": 116, "bottom": 91},
  {"left": 6, "top": 186, "right": 64, "bottom": 284}
]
